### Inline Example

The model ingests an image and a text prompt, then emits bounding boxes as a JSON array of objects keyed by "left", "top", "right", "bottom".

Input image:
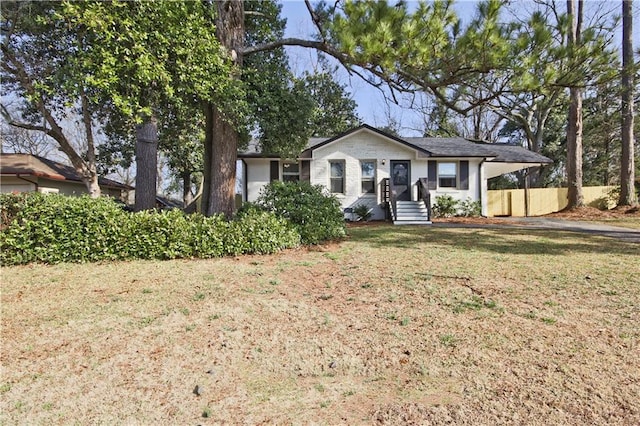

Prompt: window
[
  {"left": 361, "top": 160, "right": 376, "bottom": 194},
  {"left": 438, "top": 162, "right": 457, "bottom": 188},
  {"left": 329, "top": 160, "right": 345, "bottom": 194},
  {"left": 282, "top": 162, "right": 299, "bottom": 182}
]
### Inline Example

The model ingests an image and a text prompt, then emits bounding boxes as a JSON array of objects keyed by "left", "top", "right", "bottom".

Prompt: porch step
[
  {"left": 393, "top": 201, "right": 431, "bottom": 225},
  {"left": 394, "top": 220, "right": 433, "bottom": 225}
]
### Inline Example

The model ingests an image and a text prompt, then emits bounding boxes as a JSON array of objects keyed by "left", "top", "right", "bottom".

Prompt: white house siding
[
  {"left": 312, "top": 130, "right": 422, "bottom": 220},
  {"left": 427, "top": 158, "right": 482, "bottom": 208},
  {"left": 244, "top": 158, "right": 272, "bottom": 202},
  {"left": 242, "top": 130, "right": 491, "bottom": 219}
]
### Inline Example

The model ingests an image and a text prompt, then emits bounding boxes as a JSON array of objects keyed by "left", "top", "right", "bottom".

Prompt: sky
[
  {"left": 279, "top": 0, "right": 640, "bottom": 138},
  {"left": 280, "top": 0, "right": 430, "bottom": 135}
]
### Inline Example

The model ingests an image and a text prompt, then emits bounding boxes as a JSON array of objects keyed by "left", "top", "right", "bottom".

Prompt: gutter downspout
[{"left": 524, "top": 168, "right": 530, "bottom": 217}]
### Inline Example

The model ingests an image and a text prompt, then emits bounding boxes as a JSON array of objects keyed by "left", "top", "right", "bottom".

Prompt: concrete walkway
[{"left": 433, "top": 217, "right": 640, "bottom": 243}]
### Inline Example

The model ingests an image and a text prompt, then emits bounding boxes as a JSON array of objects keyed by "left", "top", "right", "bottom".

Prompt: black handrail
[
  {"left": 418, "top": 178, "right": 431, "bottom": 221},
  {"left": 382, "top": 177, "right": 398, "bottom": 221}
]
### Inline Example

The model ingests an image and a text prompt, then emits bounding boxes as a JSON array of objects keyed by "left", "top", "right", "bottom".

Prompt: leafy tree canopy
[{"left": 297, "top": 57, "right": 361, "bottom": 137}]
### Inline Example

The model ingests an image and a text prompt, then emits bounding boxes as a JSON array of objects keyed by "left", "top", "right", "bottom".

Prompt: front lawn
[{"left": 2, "top": 226, "right": 639, "bottom": 424}]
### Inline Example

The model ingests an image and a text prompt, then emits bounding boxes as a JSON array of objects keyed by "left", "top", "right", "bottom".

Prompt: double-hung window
[
  {"left": 437, "top": 162, "right": 458, "bottom": 188},
  {"left": 282, "top": 162, "right": 299, "bottom": 182},
  {"left": 360, "top": 160, "right": 376, "bottom": 194},
  {"left": 329, "top": 160, "right": 345, "bottom": 194}
]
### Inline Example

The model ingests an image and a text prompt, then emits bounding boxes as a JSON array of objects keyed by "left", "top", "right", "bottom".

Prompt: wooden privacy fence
[{"left": 487, "top": 186, "right": 615, "bottom": 217}]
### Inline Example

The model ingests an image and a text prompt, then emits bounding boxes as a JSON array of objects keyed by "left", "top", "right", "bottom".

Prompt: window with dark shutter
[
  {"left": 459, "top": 161, "right": 469, "bottom": 190},
  {"left": 282, "top": 161, "right": 299, "bottom": 182},
  {"left": 301, "top": 161, "right": 310, "bottom": 182},
  {"left": 438, "top": 162, "right": 457, "bottom": 188},
  {"left": 428, "top": 160, "right": 437, "bottom": 190},
  {"left": 270, "top": 161, "right": 279, "bottom": 182}
]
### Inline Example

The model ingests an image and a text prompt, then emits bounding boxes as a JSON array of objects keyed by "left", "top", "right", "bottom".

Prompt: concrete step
[
  {"left": 391, "top": 201, "right": 431, "bottom": 224},
  {"left": 393, "top": 219, "right": 432, "bottom": 225},
  {"left": 397, "top": 208, "right": 429, "bottom": 214}
]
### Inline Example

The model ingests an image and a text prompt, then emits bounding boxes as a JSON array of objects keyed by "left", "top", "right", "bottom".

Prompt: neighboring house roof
[
  {"left": 239, "top": 124, "right": 552, "bottom": 164},
  {"left": 0, "top": 153, "right": 133, "bottom": 190}
]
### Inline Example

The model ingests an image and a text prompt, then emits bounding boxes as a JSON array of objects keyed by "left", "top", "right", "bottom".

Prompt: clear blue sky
[
  {"left": 280, "top": 0, "right": 437, "bottom": 136},
  {"left": 279, "top": 0, "right": 640, "bottom": 137}
]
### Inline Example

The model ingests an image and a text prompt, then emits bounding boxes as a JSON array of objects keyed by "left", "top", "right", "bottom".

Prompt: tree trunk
[
  {"left": 182, "top": 171, "right": 193, "bottom": 208},
  {"left": 79, "top": 90, "right": 101, "bottom": 198},
  {"left": 566, "top": 86, "right": 584, "bottom": 207},
  {"left": 619, "top": 0, "right": 637, "bottom": 206},
  {"left": 202, "top": 0, "right": 244, "bottom": 218},
  {"left": 134, "top": 115, "right": 158, "bottom": 211},
  {"left": 566, "top": 0, "right": 584, "bottom": 208},
  {"left": 203, "top": 103, "right": 238, "bottom": 217}
]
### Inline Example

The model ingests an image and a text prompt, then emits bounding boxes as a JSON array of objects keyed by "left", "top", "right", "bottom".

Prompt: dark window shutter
[
  {"left": 459, "top": 160, "right": 469, "bottom": 190},
  {"left": 301, "top": 161, "right": 310, "bottom": 182},
  {"left": 270, "top": 160, "right": 279, "bottom": 182},
  {"left": 427, "top": 160, "right": 437, "bottom": 190}
]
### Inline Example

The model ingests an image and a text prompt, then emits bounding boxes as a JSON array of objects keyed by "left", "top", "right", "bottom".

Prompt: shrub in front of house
[
  {"left": 252, "top": 181, "right": 346, "bottom": 245},
  {"left": 226, "top": 206, "right": 301, "bottom": 255},
  {"left": 353, "top": 203, "right": 373, "bottom": 221},
  {"left": 0, "top": 193, "right": 300, "bottom": 265},
  {"left": 431, "top": 194, "right": 459, "bottom": 218},
  {"left": 458, "top": 198, "right": 482, "bottom": 217},
  {"left": 431, "top": 195, "right": 482, "bottom": 218},
  {"left": 0, "top": 192, "right": 128, "bottom": 264}
]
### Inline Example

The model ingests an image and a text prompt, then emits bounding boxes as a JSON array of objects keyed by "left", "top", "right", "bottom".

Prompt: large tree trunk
[
  {"left": 79, "top": 90, "right": 101, "bottom": 198},
  {"left": 182, "top": 171, "right": 193, "bottom": 208},
  {"left": 134, "top": 115, "right": 158, "bottom": 211},
  {"left": 566, "top": 86, "right": 584, "bottom": 207},
  {"left": 566, "top": 0, "right": 584, "bottom": 208},
  {"left": 203, "top": 103, "right": 239, "bottom": 217},
  {"left": 202, "top": 0, "right": 244, "bottom": 218},
  {"left": 619, "top": 0, "right": 637, "bottom": 206}
]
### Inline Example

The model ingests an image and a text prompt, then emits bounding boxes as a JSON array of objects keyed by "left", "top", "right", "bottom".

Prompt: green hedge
[
  {"left": 0, "top": 193, "right": 300, "bottom": 265},
  {"left": 249, "top": 181, "right": 346, "bottom": 245}
]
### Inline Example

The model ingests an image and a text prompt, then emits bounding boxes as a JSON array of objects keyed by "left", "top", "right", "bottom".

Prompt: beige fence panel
[{"left": 487, "top": 186, "right": 614, "bottom": 217}]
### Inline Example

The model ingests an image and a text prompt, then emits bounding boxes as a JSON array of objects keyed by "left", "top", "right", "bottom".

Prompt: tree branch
[
  {"left": 1, "top": 105, "right": 48, "bottom": 133},
  {"left": 304, "top": 0, "right": 328, "bottom": 43},
  {"left": 1, "top": 43, "right": 93, "bottom": 182}
]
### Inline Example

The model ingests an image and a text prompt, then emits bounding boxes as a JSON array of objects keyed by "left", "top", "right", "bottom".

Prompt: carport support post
[
  {"left": 479, "top": 159, "right": 489, "bottom": 217},
  {"left": 524, "top": 169, "right": 530, "bottom": 217}
]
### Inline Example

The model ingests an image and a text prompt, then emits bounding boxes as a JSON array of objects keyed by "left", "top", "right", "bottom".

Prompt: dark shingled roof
[
  {"left": 239, "top": 124, "right": 552, "bottom": 164},
  {"left": 0, "top": 153, "right": 133, "bottom": 189},
  {"left": 405, "top": 138, "right": 553, "bottom": 163}
]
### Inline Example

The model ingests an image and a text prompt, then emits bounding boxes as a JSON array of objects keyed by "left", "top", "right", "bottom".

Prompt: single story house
[
  {"left": 0, "top": 153, "right": 132, "bottom": 199},
  {"left": 239, "top": 124, "right": 552, "bottom": 224}
]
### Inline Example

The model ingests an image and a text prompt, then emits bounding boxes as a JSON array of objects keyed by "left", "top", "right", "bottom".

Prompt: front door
[{"left": 390, "top": 160, "right": 411, "bottom": 201}]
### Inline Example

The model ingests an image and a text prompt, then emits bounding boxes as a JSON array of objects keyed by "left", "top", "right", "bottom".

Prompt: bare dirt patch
[
  {"left": 546, "top": 205, "right": 640, "bottom": 220},
  {"left": 430, "top": 205, "right": 640, "bottom": 228},
  {"left": 2, "top": 227, "right": 639, "bottom": 424}
]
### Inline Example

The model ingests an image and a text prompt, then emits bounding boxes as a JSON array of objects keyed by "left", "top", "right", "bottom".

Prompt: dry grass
[{"left": 2, "top": 226, "right": 639, "bottom": 425}]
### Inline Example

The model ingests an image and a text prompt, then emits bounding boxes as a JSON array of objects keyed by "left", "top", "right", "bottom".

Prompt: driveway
[{"left": 433, "top": 217, "right": 640, "bottom": 243}]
